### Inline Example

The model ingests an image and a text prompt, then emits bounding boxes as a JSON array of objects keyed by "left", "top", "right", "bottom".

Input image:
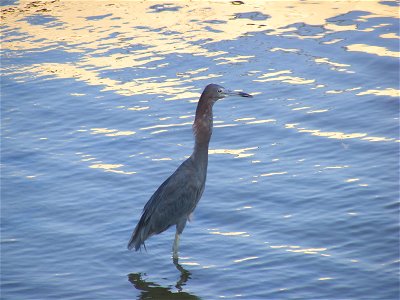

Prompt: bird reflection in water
[{"left": 128, "top": 259, "right": 200, "bottom": 300}]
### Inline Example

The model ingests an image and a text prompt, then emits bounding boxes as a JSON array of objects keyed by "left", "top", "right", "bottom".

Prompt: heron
[{"left": 127, "top": 84, "right": 252, "bottom": 259}]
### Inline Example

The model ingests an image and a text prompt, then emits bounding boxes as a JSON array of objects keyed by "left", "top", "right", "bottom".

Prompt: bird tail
[{"left": 127, "top": 217, "right": 150, "bottom": 251}]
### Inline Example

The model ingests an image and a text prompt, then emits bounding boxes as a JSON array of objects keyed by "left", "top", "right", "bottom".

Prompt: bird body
[
  {"left": 128, "top": 155, "right": 206, "bottom": 251},
  {"left": 127, "top": 84, "right": 252, "bottom": 259}
]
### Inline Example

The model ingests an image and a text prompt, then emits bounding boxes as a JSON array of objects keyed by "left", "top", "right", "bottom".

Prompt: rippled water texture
[{"left": 1, "top": 1, "right": 399, "bottom": 299}]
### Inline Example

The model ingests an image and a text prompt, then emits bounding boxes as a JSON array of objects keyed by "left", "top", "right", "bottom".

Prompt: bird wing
[
  {"left": 142, "top": 159, "right": 202, "bottom": 233},
  {"left": 129, "top": 158, "right": 204, "bottom": 250}
]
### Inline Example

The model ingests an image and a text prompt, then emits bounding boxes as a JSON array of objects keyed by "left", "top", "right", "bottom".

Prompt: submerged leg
[
  {"left": 172, "top": 219, "right": 186, "bottom": 260},
  {"left": 172, "top": 231, "right": 180, "bottom": 260}
]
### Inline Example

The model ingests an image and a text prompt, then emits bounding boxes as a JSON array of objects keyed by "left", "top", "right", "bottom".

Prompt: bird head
[{"left": 201, "top": 84, "right": 253, "bottom": 104}]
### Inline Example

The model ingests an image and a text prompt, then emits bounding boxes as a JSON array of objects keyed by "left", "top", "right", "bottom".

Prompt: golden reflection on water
[
  {"left": 325, "top": 87, "right": 361, "bottom": 94},
  {"left": 2, "top": 0, "right": 398, "bottom": 99},
  {"left": 209, "top": 230, "right": 249, "bottom": 237},
  {"left": 269, "top": 244, "right": 330, "bottom": 256},
  {"left": 356, "top": 88, "right": 399, "bottom": 97},
  {"left": 76, "top": 152, "right": 136, "bottom": 175},
  {"left": 235, "top": 206, "right": 253, "bottom": 211},
  {"left": 314, "top": 57, "right": 351, "bottom": 73},
  {"left": 260, "top": 172, "right": 288, "bottom": 177},
  {"left": 2, "top": 0, "right": 398, "bottom": 181},
  {"left": 346, "top": 43, "right": 399, "bottom": 58},
  {"left": 89, "top": 163, "right": 136, "bottom": 175},
  {"left": 380, "top": 32, "right": 400, "bottom": 39},
  {"left": 270, "top": 47, "right": 299, "bottom": 53},
  {"left": 140, "top": 122, "right": 192, "bottom": 131},
  {"left": 307, "top": 109, "right": 329, "bottom": 114},
  {"left": 209, "top": 146, "right": 257, "bottom": 158},
  {"left": 284, "top": 123, "right": 398, "bottom": 143},
  {"left": 215, "top": 55, "right": 255, "bottom": 65},
  {"left": 322, "top": 165, "right": 349, "bottom": 169},
  {"left": 151, "top": 157, "right": 173, "bottom": 161},
  {"left": 254, "top": 70, "right": 316, "bottom": 85},
  {"left": 233, "top": 256, "right": 258, "bottom": 263},
  {"left": 127, "top": 106, "right": 150, "bottom": 111},
  {"left": 245, "top": 119, "right": 276, "bottom": 124},
  {"left": 346, "top": 178, "right": 360, "bottom": 183},
  {"left": 90, "top": 127, "right": 136, "bottom": 136}
]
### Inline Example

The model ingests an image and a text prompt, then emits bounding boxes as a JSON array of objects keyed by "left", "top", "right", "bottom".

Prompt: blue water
[{"left": 1, "top": 1, "right": 399, "bottom": 299}]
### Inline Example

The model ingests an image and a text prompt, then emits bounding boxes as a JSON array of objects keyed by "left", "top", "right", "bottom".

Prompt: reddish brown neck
[{"left": 192, "top": 97, "right": 214, "bottom": 163}]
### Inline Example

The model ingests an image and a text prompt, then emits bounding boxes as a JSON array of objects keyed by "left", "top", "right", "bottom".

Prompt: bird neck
[{"left": 192, "top": 99, "right": 213, "bottom": 164}]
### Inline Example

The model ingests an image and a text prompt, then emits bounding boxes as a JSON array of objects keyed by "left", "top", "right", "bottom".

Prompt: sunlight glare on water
[{"left": 1, "top": 0, "right": 399, "bottom": 299}]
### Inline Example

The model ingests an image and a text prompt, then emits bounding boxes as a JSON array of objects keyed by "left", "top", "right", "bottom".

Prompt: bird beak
[
  {"left": 236, "top": 91, "right": 253, "bottom": 98},
  {"left": 224, "top": 90, "right": 253, "bottom": 98}
]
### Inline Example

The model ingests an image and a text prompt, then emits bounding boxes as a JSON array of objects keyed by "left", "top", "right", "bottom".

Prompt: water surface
[{"left": 1, "top": 1, "right": 399, "bottom": 299}]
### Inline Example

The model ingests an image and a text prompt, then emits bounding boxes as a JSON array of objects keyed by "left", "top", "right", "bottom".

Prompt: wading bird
[{"left": 127, "top": 84, "right": 252, "bottom": 259}]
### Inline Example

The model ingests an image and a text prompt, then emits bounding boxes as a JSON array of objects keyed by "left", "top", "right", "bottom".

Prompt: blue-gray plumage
[{"left": 127, "top": 84, "right": 252, "bottom": 259}]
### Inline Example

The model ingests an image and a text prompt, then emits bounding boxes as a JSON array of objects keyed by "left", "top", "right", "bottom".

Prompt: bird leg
[{"left": 172, "top": 232, "right": 180, "bottom": 260}]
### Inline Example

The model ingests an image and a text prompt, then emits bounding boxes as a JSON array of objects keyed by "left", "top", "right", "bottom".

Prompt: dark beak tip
[{"left": 238, "top": 92, "right": 253, "bottom": 98}]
